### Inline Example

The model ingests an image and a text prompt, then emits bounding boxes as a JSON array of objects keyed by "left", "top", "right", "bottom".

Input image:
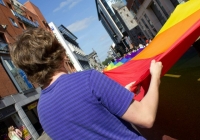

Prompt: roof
[
  {"left": 59, "top": 25, "right": 77, "bottom": 40},
  {"left": 112, "top": 2, "right": 126, "bottom": 10}
]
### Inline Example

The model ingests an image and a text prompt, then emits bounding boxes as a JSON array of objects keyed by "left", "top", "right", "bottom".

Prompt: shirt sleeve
[{"left": 89, "top": 70, "right": 134, "bottom": 117}]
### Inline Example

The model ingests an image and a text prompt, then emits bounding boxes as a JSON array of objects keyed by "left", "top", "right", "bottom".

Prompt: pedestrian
[
  {"left": 10, "top": 28, "right": 163, "bottom": 140},
  {"left": 8, "top": 126, "right": 22, "bottom": 140},
  {"left": 139, "top": 43, "right": 144, "bottom": 49},
  {"left": 146, "top": 40, "right": 149, "bottom": 46},
  {"left": 14, "top": 127, "right": 22, "bottom": 139}
]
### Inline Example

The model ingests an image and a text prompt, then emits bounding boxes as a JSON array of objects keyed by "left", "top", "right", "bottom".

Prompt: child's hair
[
  {"left": 8, "top": 126, "right": 13, "bottom": 132},
  {"left": 10, "top": 28, "right": 66, "bottom": 85}
]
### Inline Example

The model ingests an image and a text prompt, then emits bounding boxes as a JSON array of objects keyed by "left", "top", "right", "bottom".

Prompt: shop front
[
  {"left": 0, "top": 105, "right": 31, "bottom": 140},
  {"left": 0, "top": 105, "right": 16, "bottom": 140},
  {"left": 22, "top": 101, "right": 43, "bottom": 136}
]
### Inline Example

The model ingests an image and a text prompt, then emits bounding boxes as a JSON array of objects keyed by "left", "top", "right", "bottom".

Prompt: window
[
  {"left": 1, "top": 57, "right": 34, "bottom": 93},
  {"left": 155, "top": 0, "right": 169, "bottom": 18},
  {"left": 139, "top": 0, "right": 144, "bottom": 4},
  {"left": 144, "top": 14, "right": 157, "bottom": 33},
  {"left": 141, "top": 18, "right": 154, "bottom": 37},
  {"left": 150, "top": 2, "right": 166, "bottom": 25},
  {"left": 0, "top": 33, "right": 8, "bottom": 52},
  {"left": 0, "top": 0, "right": 5, "bottom": 5},
  {"left": 135, "top": 0, "right": 141, "bottom": 9},
  {"left": 34, "top": 20, "right": 39, "bottom": 26},
  {"left": 170, "top": 0, "right": 179, "bottom": 7},
  {"left": 9, "top": 18, "right": 18, "bottom": 27},
  {"left": 0, "top": 33, "right": 6, "bottom": 42},
  {"left": 7, "top": 2, "right": 12, "bottom": 9},
  {"left": 29, "top": 16, "right": 33, "bottom": 21},
  {"left": 131, "top": 3, "right": 138, "bottom": 14},
  {"left": 18, "top": 22, "right": 25, "bottom": 29},
  {"left": 138, "top": 21, "right": 150, "bottom": 39}
]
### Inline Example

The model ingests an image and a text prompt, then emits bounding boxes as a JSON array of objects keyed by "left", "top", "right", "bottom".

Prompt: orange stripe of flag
[{"left": 133, "top": 9, "right": 200, "bottom": 60}]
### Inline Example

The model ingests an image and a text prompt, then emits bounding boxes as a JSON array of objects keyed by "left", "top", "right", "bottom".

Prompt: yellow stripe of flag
[{"left": 157, "top": 0, "right": 200, "bottom": 36}]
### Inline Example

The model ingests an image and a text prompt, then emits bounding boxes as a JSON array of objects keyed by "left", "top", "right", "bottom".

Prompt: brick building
[{"left": 0, "top": 0, "right": 74, "bottom": 139}]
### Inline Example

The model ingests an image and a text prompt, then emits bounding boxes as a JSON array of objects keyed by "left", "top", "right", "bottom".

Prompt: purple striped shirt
[{"left": 38, "top": 70, "right": 146, "bottom": 140}]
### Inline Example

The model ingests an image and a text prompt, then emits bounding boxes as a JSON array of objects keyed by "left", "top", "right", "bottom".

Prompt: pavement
[{"left": 137, "top": 47, "right": 200, "bottom": 140}]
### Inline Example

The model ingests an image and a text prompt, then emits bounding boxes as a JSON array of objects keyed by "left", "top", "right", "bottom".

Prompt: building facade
[
  {"left": 49, "top": 22, "right": 90, "bottom": 72},
  {"left": 0, "top": 0, "right": 43, "bottom": 139},
  {"left": 126, "top": 0, "right": 187, "bottom": 39},
  {"left": 86, "top": 50, "right": 104, "bottom": 71},
  {"left": 0, "top": 1, "right": 73, "bottom": 140},
  {"left": 107, "top": 43, "right": 120, "bottom": 59},
  {"left": 112, "top": 2, "right": 146, "bottom": 46},
  {"left": 95, "top": 0, "right": 124, "bottom": 43},
  {"left": 95, "top": 0, "right": 132, "bottom": 55}
]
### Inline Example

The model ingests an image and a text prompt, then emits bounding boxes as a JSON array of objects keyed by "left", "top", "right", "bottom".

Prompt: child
[{"left": 8, "top": 126, "right": 21, "bottom": 140}]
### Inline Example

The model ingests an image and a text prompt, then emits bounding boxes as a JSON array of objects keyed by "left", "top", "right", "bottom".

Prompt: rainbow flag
[
  {"left": 103, "top": 0, "right": 200, "bottom": 101},
  {"left": 104, "top": 48, "right": 144, "bottom": 71}
]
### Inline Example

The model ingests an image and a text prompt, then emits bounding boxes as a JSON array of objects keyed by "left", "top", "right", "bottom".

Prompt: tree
[{"left": 102, "top": 57, "right": 113, "bottom": 66}]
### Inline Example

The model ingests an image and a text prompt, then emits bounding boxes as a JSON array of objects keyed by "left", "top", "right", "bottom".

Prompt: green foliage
[{"left": 102, "top": 57, "right": 113, "bottom": 66}]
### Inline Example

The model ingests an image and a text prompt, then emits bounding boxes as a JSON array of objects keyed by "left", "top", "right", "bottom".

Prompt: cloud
[
  {"left": 77, "top": 34, "right": 87, "bottom": 40},
  {"left": 69, "top": 0, "right": 82, "bottom": 9},
  {"left": 95, "top": 38, "right": 113, "bottom": 61},
  {"left": 53, "top": 0, "right": 81, "bottom": 12},
  {"left": 99, "top": 34, "right": 109, "bottom": 41},
  {"left": 67, "top": 17, "right": 96, "bottom": 33}
]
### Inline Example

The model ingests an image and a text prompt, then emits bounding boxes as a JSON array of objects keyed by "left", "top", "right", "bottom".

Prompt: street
[{"left": 137, "top": 47, "right": 200, "bottom": 140}]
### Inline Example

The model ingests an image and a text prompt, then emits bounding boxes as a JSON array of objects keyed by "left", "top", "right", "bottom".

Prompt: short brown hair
[{"left": 10, "top": 28, "right": 66, "bottom": 85}]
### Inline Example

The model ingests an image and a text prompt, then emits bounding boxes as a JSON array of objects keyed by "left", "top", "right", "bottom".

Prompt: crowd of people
[
  {"left": 134, "top": 39, "right": 152, "bottom": 51},
  {"left": 113, "top": 39, "right": 152, "bottom": 62}
]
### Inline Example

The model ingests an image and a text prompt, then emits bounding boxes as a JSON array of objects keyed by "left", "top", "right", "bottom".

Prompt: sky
[{"left": 19, "top": 0, "right": 114, "bottom": 61}]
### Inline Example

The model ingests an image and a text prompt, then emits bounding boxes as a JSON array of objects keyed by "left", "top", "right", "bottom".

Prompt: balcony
[{"left": 11, "top": 10, "right": 39, "bottom": 28}]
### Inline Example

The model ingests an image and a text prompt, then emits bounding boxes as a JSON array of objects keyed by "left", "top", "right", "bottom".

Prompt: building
[
  {"left": 112, "top": 2, "right": 146, "bottom": 46},
  {"left": 0, "top": 0, "right": 48, "bottom": 139},
  {"left": 0, "top": 1, "right": 74, "bottom": 140},
  {"left": 86, "top": 50, "right": 104, "bottom": 71},
  {"left": 126, "top": 0, "right": 187, "bottom": 39},
  {"left": 95, "top": 0, "right": 131, "bottom": 56},
  {"left": 49, "top": 22, "right": 90, "bottom": 71},
  {"left": 107, "top": 43, "right": 120, "bottom": 59}
]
